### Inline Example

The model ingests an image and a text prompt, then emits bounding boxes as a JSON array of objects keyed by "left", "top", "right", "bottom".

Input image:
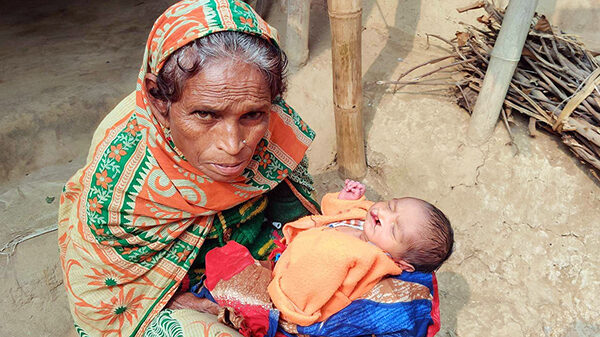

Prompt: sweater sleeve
[
  {"left": 320, "top": 192, "right": 367, "bottom": 216},
  {"left": 268, "top": 228, "right": 402, "bottom": 326}
]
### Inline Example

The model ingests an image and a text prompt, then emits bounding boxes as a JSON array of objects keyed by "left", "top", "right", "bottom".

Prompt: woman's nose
[{"left": 217, "top": 122, "right": 245, "bottom": 155}]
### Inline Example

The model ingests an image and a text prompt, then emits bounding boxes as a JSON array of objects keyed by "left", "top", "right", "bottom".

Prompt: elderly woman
[{"left": 58, "top": 1, "right": 318, "bottom": 336}]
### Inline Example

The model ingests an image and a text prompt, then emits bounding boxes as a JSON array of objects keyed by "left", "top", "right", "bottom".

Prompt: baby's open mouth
[{"left": 370, "top": 210, "right": 381, "bottom": 226}]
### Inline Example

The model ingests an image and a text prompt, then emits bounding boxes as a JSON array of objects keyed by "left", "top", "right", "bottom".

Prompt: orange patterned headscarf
[{"left": 58, "top": 1, "right": 315, "bottom": 336}]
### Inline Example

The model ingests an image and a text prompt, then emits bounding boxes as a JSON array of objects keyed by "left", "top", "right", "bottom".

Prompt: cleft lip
[
  {"left": 368, "top": 209, "right": 381, "bottom": 228},
  {"left": 373, "top": 209, "right": 383, "bottom": 227}
]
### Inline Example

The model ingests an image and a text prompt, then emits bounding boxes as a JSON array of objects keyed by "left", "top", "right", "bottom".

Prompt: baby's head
[{"left": 364, "top": 197, "right": 453, "bottom": 273}]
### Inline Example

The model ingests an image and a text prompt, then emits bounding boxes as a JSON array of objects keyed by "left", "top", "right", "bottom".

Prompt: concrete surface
[{"left": 1, "top": 0, "right": 599, "bottom": 336}]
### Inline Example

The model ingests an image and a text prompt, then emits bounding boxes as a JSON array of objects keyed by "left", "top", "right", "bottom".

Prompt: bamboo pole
[
  {"left": 286, "top": 0, "right": 310, "bottom": 67},
  {"left": 328, "top": 0, "right": 366, "bottom": 179},
  {"left": 467, "top": 0, "right": 538, "bottom": 144}
]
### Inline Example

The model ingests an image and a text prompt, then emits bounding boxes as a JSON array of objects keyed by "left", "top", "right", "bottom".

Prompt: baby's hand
[{"left": 338, "top": 179, "right": 366, "bottom": 200}]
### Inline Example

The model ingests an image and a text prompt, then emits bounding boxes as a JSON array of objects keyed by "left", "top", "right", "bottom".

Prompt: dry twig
[
  {"left": 377, "top": 1, "right": 600, "bottom": 181},
  {"left": 0, "top": 224, "right": 58, "bottom": 261}
]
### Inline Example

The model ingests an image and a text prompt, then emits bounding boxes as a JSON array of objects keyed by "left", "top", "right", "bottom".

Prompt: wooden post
[
  {"left": 328, "top": 0, "right": 366, "bottom": 179},
  {"left": 286, "top": 0, "right": 310, "bottom": 67},
  {"left": 467, "top": 0, "right": 538, "bottom": 144}
]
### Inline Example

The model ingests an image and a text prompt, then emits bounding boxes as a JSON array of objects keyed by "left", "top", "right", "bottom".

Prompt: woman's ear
[
  {"left": 144, "top": 73, "right": 170, "bottom": 128},
  {"left": 395, "top": 259, "right": 415, "bottom": 272}
]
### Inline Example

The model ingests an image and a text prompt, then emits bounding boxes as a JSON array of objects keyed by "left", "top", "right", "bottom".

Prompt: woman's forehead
[{"left": 180, "top": 61, "right": 271, "bottom": 109}]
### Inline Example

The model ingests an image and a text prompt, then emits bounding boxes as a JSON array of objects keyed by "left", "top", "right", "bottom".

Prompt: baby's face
[{"left": 363, "top": 198, "right": 427, "bottom": 261}]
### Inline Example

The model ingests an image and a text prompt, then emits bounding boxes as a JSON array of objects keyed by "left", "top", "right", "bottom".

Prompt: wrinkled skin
[
  {"left": 145, "top": 59, "right": 272, "bottom": 182},
  {"left": 145, "top": 59, "right": 273, "bottom": 312},
  {"left": 167, "top": 292, "right": 220, "bottom": 315}
]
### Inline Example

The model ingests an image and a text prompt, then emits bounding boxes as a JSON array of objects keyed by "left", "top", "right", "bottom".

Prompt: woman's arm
[{"left": 167, "top": 292, "right": 220, "bottom": 315}]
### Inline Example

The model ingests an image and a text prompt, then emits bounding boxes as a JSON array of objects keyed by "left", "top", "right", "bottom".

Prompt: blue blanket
[
  {"left": 274, "top": 272, "right": 438, "bottom": 337},
  {"left": 199, "top": 242, "right": 440, "bottom": 337}
]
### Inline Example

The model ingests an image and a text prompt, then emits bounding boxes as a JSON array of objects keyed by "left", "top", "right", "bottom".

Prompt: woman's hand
[
  {"left": 166, "top": 292, "right": 220, "bottom": 315},
  {"left": 338, "top": 179, "right": 366, "bottom": 200}
]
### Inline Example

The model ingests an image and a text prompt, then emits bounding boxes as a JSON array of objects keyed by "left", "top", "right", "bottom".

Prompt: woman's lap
[{"left": 144, "top": 309, "right": 243, "bottom": 337}]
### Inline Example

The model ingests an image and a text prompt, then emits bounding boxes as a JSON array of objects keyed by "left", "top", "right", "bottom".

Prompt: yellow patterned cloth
[
  {"left": 144, "top": 309, "right": 243, "bottom": 337},
  {"left": 58, "top": 1, "right": 315, "bottom": 336}
]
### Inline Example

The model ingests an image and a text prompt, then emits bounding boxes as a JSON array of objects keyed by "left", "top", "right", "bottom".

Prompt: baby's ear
[{"left": 395, "top": 259, "right": 415, "bottom": 272}]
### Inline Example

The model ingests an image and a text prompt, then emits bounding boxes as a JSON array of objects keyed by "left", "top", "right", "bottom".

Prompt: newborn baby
[
  {"left": 268, "top": 179, "right": 454, "bottom": 325},
  {"left": 332, "top": 179, "right": 454, "bottom": 272},
  {"left": 204, "top": 180, "right": 454, "bottom": 332}
]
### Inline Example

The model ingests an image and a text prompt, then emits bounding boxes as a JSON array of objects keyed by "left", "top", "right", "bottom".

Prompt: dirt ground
[{"left": 1, "top": 1, "right": 599, "bottom": 336}]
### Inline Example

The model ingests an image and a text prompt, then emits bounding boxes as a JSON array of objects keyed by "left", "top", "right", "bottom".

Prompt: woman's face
[{"left": 158, "top": 60, "right": 272, "bottom": 182}]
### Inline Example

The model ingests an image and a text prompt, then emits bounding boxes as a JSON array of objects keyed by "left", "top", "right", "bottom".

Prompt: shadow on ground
[{"left": 436, "top": 271, "right": 469, "bottom": 337}]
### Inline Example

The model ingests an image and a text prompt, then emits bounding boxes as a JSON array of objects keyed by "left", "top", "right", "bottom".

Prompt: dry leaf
[
  {"left": 521, "top": 47, "right": 538, "bottom": 61},
  {"left": 477, "top": 15, "right": 491, "bottom": 24},
  {"left": 529, "top": 118, "right": 540, "bottom": 137},
  {"left": 468, "top": 82, "right": 480, "bottom": 92},
  {"left": 456, "top": 32, "right": 470, "bottom": 47},
  {"left": 451, "top": 72, "right": 467, "bottom": 81},
  {"left": 523, "top": 88, "right": 532, "bottom": 95},
  {"left": 590, "top": 169, "right": 600, "bottom": 182},
  {"left": 456, "top": 1, "right": 485, "bottom": 13},
  {"left": 507, "top": 115, "right": 516, "bottom": 125},
  {"left": 463, "top": 87, "right": 478, "bottom": 109},
  {"left": 455, "top": 85, "right": 479, "bottom": 113},
  {"left": 534, "top": 15, "right": 553, "bottom": 33},
  {"left": 505, "top": 108, "right": 516, "bottom": 124}
]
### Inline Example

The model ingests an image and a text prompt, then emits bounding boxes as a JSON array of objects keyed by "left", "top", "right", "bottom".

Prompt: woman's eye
[
  {"left": 193, "top": 110, "right": 215, "bottom": 120},
  {"left": 243, "top": 111, "right": 265, "bottom": 120}
]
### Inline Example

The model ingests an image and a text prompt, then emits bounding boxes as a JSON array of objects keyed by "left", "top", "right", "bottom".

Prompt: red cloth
[
  {"left": 205, "top": 241, "right": 272, "bottom": 337},
  {"left": 205, "top": 241, "right": 256, "bottom": 291},
  {"left": 427, "top": 273, "right": 441, "bottom": 337}
]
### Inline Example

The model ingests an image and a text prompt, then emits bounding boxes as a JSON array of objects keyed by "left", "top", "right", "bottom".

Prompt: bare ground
[{"left": 1, "top": 1, "right": 599, "bottom": 336}]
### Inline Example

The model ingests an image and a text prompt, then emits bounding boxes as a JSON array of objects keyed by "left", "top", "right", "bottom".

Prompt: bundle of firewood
[{"left": 381, "top": 1, "right": 600, "bottom": 181}]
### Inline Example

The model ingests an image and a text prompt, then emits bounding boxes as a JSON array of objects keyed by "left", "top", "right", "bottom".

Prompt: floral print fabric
[{"left": 58, "top": 1, "right": 315, "bottom": 336}]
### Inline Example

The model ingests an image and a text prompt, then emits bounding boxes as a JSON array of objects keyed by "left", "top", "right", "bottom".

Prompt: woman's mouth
[{"left": 210, "top": 161, "right": 246, "bottom": 176}]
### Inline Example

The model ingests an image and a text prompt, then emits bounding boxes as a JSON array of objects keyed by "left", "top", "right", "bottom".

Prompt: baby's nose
[{"left": 371, "top": 209, "right": 378, "bottom": 216}]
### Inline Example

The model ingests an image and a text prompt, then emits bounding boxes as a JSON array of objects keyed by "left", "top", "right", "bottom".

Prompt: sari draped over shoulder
[{"left": 57, "top": 1, "right": 315, "bottom": 336}]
